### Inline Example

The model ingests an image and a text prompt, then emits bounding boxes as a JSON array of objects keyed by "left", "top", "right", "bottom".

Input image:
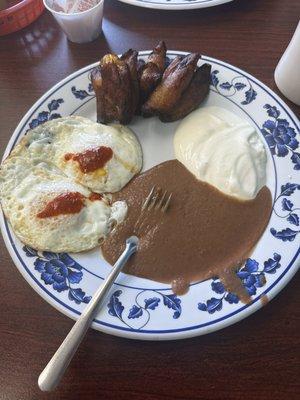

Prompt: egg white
[
  {"left": 12, "top": 116, "right": 143, "bottom": 193},
  {"left": 0, "top": 156, "right": 126, "bottom": 253}
]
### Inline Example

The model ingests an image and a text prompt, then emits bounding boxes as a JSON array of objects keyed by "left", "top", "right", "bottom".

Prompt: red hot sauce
[
  {"left": 37, "top": 191, "right": 103, "bottom": 219},
  {"left": 64, "top": 146, "right": 113, "bottom": 173},
  {"left": 37, "top": 192, "right": 85, "bottom": 218},
  {"left": 88, "top": 193, "right": 103, "bottom": 201}
]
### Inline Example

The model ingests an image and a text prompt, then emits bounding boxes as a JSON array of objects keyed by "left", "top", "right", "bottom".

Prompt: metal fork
[
  {"left": 38, "top": 186, "right": 172, "bottom": 392},
  {"left": 142, "top": 185, "right": 172, "bottom": 213},
  {"left": 134, "top": 186, "right": 172, "bottom": 234}
]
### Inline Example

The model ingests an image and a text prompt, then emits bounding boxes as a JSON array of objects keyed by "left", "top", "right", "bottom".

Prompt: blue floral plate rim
[{"left": 1, "top": 51, "right": 299, "bottom": 340}]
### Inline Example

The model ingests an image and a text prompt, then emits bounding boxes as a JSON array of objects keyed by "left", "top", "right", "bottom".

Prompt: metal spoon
[{"left": 38, "top": 236, "right": 138, "bottom": 392}]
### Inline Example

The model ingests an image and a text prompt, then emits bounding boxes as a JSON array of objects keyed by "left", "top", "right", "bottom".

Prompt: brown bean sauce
[{"left": 102, "top": 160, "right": 272, "bottom": 302}]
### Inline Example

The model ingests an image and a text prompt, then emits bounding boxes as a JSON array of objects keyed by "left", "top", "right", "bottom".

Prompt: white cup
[
  {"left": 44, "top": 0, "right": 104, "bottom": 44},
  {"left": 274, "top": 21, "right": 300, "bottom": 106}
]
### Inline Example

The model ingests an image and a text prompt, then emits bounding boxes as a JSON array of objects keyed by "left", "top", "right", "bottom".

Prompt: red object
[
  {"left": 37, "top": 192, "right": 85, "bottom": 218},
  {"left": 64, "top": 146, "right": 113, "bottom": 173},
  {"left": 88, "top": 192, "right": 103, "bottom": 201},
  {"left": 0, "top": 0, "right": 44, "bottom": 36}
]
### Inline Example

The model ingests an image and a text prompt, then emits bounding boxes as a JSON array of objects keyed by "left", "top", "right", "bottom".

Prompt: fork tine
[
  {"left": 155, "top": 190, "right": 167, "bottom": 210},
  {"left": 142, "top": 186, "right": 156, "bottom": 211},
  {"left": 161, "top": 192, "right": 172, "bottom": 212},
  {"left": 148, "top": 188, "right": 160, "bottom": 210}
]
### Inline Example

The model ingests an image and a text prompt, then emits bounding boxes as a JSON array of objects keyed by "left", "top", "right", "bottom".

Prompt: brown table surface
[{"left": 0, "top": 0, "right": 299, "bottom": 399}]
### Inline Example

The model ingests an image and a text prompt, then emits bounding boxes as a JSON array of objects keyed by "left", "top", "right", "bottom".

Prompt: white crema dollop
[{"left": 174, "top": 106, "right": 267, "bottom": 200}]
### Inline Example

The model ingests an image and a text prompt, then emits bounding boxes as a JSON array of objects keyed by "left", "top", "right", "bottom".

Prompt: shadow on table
[
  {"left": 101, "top": 0, "right": 265, "bottom": 53},
  {"left": 6, "top": 12, "right": 61, "bottom": 61},
  {"left": 106, "top": 0, "right": 264, "bottom": 21}
]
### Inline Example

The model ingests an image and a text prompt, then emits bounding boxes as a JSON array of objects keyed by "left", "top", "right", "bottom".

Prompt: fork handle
[{"left": 38, "top": 236, "right": 138, "bottom": 392}]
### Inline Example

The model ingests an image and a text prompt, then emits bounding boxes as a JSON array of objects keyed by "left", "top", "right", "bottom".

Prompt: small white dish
[{"left": 43, "top": 0, "right": 104, "bottom": 43}]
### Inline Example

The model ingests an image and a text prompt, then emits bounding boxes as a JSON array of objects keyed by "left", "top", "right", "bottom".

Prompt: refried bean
[{"left": 102, "top": 160, "right": 272, "bottom": 302}]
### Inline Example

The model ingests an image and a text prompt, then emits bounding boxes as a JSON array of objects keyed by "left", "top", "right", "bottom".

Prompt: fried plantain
[
  {"left": 137, "top": 58, "right": 145, "bottom": 74},
  {"left": 138, "top": 41, "right": 167, "bottom": 107},
  {"left": 141, "top": 53, "right": 200, "bottom": 118},
  {"left": 90, "top": 65, "right": 102, "bottom": 91},
  {"left": 91, "top": 54, "right": 134, "bottom": 124},
  {"left": 159, "top": 63, "right": 212, "bottom": 122},
  {"left": 91, "top": 66, "right": 104, "bottom": 121},
  {"left": 91, "top": 43, "right": 211, "bottom": 125},
  {"left": 120, "top": 49, "right": 139, "bottom": 120},
  {"left": 162, "top": 55, "right": 182, "bottom": 79},
  {"left": 147, "top": 40, "right": 167, "bottom": 72}
]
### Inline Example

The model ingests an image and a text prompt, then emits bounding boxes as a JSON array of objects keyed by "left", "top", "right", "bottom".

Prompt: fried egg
[
  {"left": 0, "top": 156, "right": 126, "bottom": 253},
  {"left": 12, "top": 116, "right": 143, "bottom": 193},
  {"left": 0, "top": 116, "right": 141, "bottom": 252}
]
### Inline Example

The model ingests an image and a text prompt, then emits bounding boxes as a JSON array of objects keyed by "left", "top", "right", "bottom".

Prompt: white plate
[
  {"left": 116, "top": 0, "right": 233, "bottom": 11},
  {"left": 1, "top": 51, "right": 299, "bottom": 340}
]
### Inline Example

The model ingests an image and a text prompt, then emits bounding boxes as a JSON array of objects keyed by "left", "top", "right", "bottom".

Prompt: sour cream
[{"left": 174, "top": 106, "right": 267, "bottom": 200}]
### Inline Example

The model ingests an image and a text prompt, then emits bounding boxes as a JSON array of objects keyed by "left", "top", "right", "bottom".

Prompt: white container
[
  {"left": 274, "top": 21, "right": 300, "bottom": 106},
  {"left": 44, "top": 0, "right": 104, "bottom": 44}
]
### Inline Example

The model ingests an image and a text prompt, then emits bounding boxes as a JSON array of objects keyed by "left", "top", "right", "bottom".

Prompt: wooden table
[{"left": 0, "top": 0, "right": 299, "bottom": 398}]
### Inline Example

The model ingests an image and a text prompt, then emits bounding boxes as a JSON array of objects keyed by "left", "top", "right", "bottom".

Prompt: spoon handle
[{"left": 38, "top": 236, "right": 138, "bottom": 392}]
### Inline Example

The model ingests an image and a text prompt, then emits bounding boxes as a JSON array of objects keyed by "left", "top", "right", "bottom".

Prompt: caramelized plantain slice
[
  {"left": 91, "top": 53, "right": 134, "bottom": 124},
  {"left": 138, "top": 41, "right": 167, "bottom": 107},
  {"left": 90, "top": 66, "right": 102, "bottom": 90},
  {"left": 120, "top": 49, "right": 139, "bottom": 119},
  {"left": 91, "top": 44, "right": 209, "bottom": 125},
  {"left": 162, "top": 55, "right": 182, "bottom": 80},
  {"left": 121, "top": 49, "right": 138, "bottom": 83},
  {"left": 138, "top": 66, "right": 161, "bottom": 104},
  {"left": 147, "top": 40, "right": 167, "bottom": 72},
  {"left": 91, "top": 66, "right": 104, "bottom": 122},
  {"left": 160, "top": 63, "right": 212, "bottom": 122},
  {"left": 141, "top": 53, "right": 200, "bottom": 117},
  {"left": 137, "top": 58, "right": 145, "bottom": 74}
]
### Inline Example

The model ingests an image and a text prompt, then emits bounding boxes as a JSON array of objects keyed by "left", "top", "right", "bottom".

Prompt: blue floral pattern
[
  {"left": 71, "top": 84, "right": 94, "bottom": 100},
  {"left": 262, "top": 104, "right": 299, "bottom": 170},
  {"left": 28, "top": 98, "right": 64, "bottom": 129},
  {"left": 23, "top": 246, "right": 91, "bottom": 304},
  {"left": 210, "top": 70, "right": 257, "bottom": 105},
  {"left": 198, "top": 254, "right": 281, "bottom": 314},
  {"left": 270, "top": 182, "right": 300, "bottom": 242},
  {"left": 107, "top": 290, "right": 182, "bottom": 330},
  {"left": 22, "top": 244, "right": 284, "bottom": 321}
]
